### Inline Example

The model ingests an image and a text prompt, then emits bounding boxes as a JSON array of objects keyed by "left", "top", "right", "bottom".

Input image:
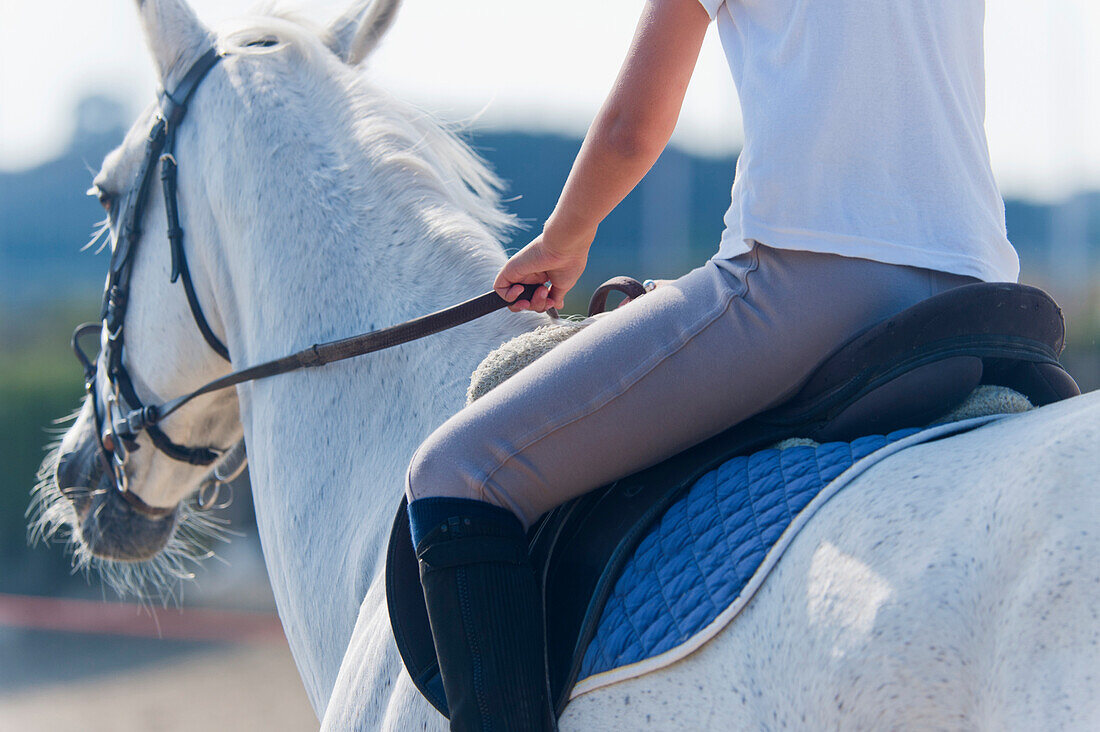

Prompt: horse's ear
[
  {"left": 326, "top": 0, "right": 402, "bottom": 66},
  {"left": 134, "top": 0, "right": 215, "bottom": 86}
]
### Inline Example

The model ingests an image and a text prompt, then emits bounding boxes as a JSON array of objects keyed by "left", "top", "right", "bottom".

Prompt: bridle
[{"left": 70, "top": 44, "right": 539, "bottom": 517}]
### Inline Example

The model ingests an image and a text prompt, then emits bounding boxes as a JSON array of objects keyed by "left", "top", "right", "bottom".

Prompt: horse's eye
[{"left": 88, "top": 186, "right": 114, "bottom": 212}]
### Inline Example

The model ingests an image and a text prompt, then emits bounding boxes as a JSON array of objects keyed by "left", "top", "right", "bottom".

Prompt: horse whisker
[{"left": 81, "top": 218, "right": 111, "bottom": 254}]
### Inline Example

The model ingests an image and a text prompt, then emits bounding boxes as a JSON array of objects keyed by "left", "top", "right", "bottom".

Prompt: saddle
[{"left": 386, "top": 282, "right": 1080, "bottom": 718}]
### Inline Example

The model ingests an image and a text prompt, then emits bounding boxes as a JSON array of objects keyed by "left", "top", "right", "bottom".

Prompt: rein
[{"left": 75, "top": 283, "right": 540, "bottom": 442}]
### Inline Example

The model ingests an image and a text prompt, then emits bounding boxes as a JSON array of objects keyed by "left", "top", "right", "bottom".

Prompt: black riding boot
[{"left": 410, "top": 497, "right": 556, "bottom": 732}]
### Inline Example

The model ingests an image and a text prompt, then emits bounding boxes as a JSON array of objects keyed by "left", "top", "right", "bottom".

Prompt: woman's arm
[{"left": 496, "top": 0, "right": 711, "bottom": 312}]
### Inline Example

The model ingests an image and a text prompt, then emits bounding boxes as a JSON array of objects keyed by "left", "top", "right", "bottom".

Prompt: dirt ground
[{"left": 0, "top": 640, "right": 317, "bottom": 731}]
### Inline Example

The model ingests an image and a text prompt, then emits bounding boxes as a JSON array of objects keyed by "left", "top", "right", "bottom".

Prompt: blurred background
[{"left": 1, "top": 0, "right": 1097, "bottom": 729}]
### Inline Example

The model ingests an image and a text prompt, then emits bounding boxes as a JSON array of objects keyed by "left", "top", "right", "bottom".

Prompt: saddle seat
[{"left": 386, "top": 281, "right": 1080, "bottom": 718}]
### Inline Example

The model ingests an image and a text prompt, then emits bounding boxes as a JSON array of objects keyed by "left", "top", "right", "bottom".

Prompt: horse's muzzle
[
  {"left": 56, "top": 442, "right": 178, "bottom": 562},
  {"left": 77, "top": 486, "right": 178, "bottom": 562}
]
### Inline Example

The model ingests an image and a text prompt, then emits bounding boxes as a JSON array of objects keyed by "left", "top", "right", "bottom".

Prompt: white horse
[{"left": 35, "top": 0, "right": 1098, "bottom": 728}]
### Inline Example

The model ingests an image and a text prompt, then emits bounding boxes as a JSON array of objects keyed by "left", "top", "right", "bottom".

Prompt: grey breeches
[{"left": 405, "top": 243, "right": 978, "bottom": 529}]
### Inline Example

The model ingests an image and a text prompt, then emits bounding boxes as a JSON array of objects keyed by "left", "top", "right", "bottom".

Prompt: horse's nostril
[
  {"left": 56, "top": 451, "right": 75, "bottom": 490},
  {"left": 56, "top": 448, "right": 94, "bottom": 497}
]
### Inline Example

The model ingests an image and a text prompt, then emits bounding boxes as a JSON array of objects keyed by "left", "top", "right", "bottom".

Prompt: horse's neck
[{"left": 224, "top": 202, "right": 539, "bottom": 708}]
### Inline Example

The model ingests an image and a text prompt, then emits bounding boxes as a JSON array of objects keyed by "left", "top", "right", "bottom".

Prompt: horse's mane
[{"left": 218, "top": 9, "right": 517, "bottom": 243}]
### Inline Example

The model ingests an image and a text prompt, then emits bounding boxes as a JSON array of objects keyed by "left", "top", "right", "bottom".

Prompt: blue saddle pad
[{"left": 577, "top": 427, "right": 921, "bottom": 684}]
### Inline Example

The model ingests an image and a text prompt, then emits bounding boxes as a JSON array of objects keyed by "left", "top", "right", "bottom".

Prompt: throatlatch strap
[{"left": 161, "top": 152, "right": 230, "bottom": 361}]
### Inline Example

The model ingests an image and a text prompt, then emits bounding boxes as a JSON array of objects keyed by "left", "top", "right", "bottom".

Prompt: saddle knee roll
[{"left": 812, "top": 356, "right": 983, "bottom": 443}]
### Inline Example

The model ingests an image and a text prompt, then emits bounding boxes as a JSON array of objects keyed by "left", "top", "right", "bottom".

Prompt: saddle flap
[{"left": 385, "top": 499, "right": 448, "bottom": 716}]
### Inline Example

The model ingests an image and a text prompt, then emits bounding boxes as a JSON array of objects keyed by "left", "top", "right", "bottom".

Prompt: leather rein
[{"left": 71, "top": 44, "right": 539, "bottom": 517}]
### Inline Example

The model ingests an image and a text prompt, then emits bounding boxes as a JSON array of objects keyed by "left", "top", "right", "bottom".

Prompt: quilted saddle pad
[{"left": 570, "top": 415, "right": 1004, "bottom": 699}]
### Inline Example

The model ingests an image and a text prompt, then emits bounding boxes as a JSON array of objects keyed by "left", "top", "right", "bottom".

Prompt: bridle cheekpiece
[{"left": 73, "top": 46, "right": 227, "bottom": 516}]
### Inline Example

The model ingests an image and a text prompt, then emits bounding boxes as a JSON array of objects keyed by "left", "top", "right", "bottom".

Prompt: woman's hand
[
  {"left": 494, "top": 232, "right": 591, "bottom": 312},
  {"left": 495, "top": 0, "right": 707, "bottom": 315}
]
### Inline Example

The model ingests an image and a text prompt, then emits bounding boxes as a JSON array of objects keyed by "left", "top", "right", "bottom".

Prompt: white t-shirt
[{"left": 697, "top": 0, "right": 1019, "bottom": 282}]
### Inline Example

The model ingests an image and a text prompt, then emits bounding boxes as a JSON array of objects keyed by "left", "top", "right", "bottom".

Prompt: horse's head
[{"left": 32, "top": 0, "right": 405, "bottom": 598}]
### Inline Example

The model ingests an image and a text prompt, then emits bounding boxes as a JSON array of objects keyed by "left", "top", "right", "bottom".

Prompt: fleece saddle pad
[{"left": 569, "top": 415, "right": 1004, "bottom": 699}]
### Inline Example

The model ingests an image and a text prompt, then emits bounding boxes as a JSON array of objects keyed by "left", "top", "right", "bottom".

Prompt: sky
[{"left": 1, "top": 0, "right": 1097, "bottom": 201}]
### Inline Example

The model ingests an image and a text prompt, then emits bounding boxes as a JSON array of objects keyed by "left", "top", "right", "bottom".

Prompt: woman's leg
[
  {"left": 406, "top": 244, "right": 975, "bottom": 730},
  {"left": 408, "top": 244, "right": 976, "bottom": 527}
]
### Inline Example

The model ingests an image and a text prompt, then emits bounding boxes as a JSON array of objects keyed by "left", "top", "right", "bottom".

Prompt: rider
[{"left": 405, "top": 0, "right": 1016, "bottom": 728}]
